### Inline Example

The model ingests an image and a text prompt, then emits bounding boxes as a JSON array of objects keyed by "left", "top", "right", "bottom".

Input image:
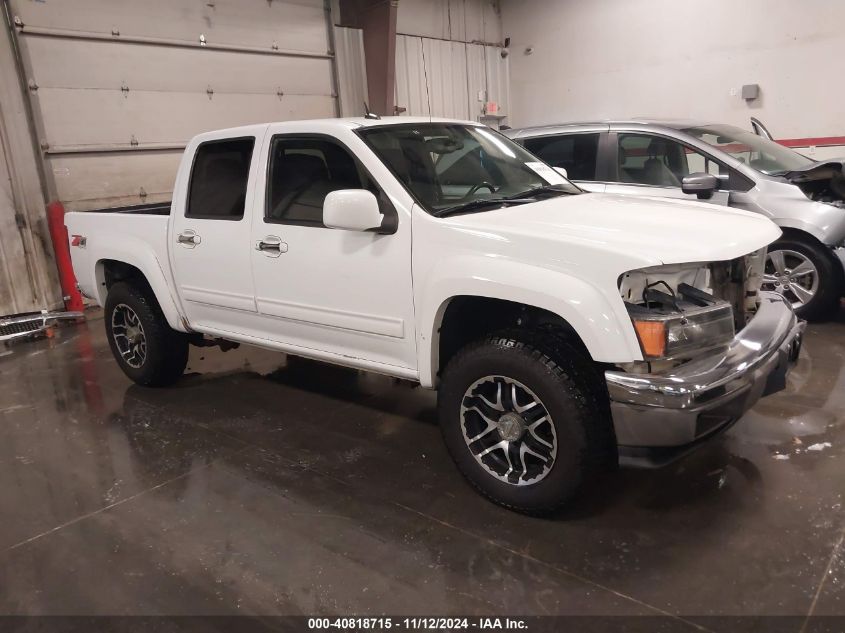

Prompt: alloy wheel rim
[
  {"left": 762, "top": 249, "right": 819, "bottom": 309},
  {"left": 111, "top": 304, "right": 147, "bottom": 369},
  {"left": 460, "top": 375, "right": 557, "bottom": 486}
]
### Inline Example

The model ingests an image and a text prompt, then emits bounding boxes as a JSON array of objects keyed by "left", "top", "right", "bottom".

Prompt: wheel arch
[
  {"left": 773, "top": 219, "right": 832, "bottom": 246},
  {"left": 771, "top": 227, "right": 844, "bottom": 281},
  {"left": 96, "top": 257, "right": 187, "bottom": 332},
  {"left": 421, "top": 285, "right": 633, "bottom": 388}
]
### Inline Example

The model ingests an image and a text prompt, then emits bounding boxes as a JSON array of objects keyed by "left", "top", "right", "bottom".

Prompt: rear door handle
[
  {"left": 255, "top": 235, "right": 287, "bottom": 258},
  {"left": 177, "top": 230, "right": 201, "bottom": 247}
]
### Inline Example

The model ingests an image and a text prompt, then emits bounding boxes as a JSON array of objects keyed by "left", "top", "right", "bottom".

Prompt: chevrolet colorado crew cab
[{"left": 66, "top": 117, "right": 805, "bottom": 514}]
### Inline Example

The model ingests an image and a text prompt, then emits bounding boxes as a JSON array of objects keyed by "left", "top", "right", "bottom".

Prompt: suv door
[
  {"left": 248, "top": 128, "right": 416, "bottom": 372},
  {"left": 520, "top": 131, "right": 606, "bottom": 193},
  {"left": 605, "top": 131, "right": 729, "bottom": 205}
]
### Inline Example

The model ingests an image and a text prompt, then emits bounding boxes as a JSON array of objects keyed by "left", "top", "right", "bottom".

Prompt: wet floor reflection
[{"left": 0, "top": 311, "right": 843, "bottom": 619}]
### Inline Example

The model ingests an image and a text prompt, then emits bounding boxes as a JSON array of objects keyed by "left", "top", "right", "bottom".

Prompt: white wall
[
  {"left": 502, "top": 0, "right": 845, "bottom": 155},
  {"left": 398, "top": 0, "right": 502, "bottom": 43},
  {"left": 394, "top": 0, "right": 509, "bottom": 125}
]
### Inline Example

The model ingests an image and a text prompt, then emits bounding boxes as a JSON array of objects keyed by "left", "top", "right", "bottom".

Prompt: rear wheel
[
  {"left": 763, "top": 237, "right": 841, "bottom": 321},
  {"left": 437, "top": 331, "right": 613, "bottom": 514},
  {"left": 105, "top": 281, "right": 189, "bottom": 387}
]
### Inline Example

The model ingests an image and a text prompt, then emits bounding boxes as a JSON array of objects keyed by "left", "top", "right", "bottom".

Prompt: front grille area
[{"left": 0, "top": 316, "right": 45, "bottom": 340}]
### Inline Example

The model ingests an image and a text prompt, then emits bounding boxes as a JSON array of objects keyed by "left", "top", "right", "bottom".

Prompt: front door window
[{"left": 617, "top": 134, "right": 724, "bottom": 187}]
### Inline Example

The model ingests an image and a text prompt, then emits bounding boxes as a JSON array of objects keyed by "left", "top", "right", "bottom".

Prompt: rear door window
[
  {"left": 523, "top": 133, "right": 600, "bottom": 181},
  {"left": 187, "top": 138, "right": 254, "bottom": 220}
]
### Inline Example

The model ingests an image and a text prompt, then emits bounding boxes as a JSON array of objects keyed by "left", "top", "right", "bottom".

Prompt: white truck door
[
  {"left": 248, "top": 128, "right": 417, "bottom": 373},
  {"left": 170, "top": 133, "right": 262, "bottom": 331}
]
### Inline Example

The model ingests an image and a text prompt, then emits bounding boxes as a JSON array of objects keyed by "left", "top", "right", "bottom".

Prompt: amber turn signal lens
[{"left": 632, "top": 320, "right": 667, "bottom": 358}]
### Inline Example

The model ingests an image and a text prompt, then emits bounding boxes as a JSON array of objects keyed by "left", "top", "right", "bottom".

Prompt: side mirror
[
  {"left": 553, "top": 166, "right": 568, "bottom": 178},
  {"left": 323, "top": 190, "right": 384, "bottom": 232},
  {"left": 682, "top": 173, "right": 719, "bottom": 199}
]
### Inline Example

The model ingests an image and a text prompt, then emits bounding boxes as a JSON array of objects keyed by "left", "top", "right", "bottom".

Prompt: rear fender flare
[{"left": 93, "top": 244, "right": 186, "bottom": 332}]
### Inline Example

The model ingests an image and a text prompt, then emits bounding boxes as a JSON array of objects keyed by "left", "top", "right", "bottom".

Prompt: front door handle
[
  {"left": 177, "top": 230, "right": 201, "bottom": 247},
  {"left": 255, "top": 235, "right": 287, "bottom": 258}
]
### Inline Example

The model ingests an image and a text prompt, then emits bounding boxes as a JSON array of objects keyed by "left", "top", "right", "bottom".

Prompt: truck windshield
[
  {"left": 682, "top": 124, "right": 814, "bottom": 175},
  {"left": 358, "top": 123, "right": 580, "bottom": 215}
]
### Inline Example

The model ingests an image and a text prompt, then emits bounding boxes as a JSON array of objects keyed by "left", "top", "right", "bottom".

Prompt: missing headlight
[{"left": 626, "top": 286, "right": 735, "bottom": 360}]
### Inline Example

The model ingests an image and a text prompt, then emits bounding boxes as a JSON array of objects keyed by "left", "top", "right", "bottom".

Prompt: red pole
[{"left": 46, "top": 201, "right": 84, "bottom": 312}]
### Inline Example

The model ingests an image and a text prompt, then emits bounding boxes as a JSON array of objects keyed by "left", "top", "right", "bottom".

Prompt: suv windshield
[
  {"left": 683, "top": 124, "right": 814, "bottom": 175},
  {"left": 358, "top": 123, "right": 580, "bottom": 215}
]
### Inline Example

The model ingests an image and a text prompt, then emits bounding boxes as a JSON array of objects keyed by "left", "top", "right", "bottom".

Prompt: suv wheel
[
  {"left": 437, "top": 332, "right": 613, "bottom": 514},
  {"left": 763, "top": 237, "right": 842, "bottom": 321}
]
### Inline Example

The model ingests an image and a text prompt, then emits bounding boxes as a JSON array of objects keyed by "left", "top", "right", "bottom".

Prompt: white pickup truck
[{"left": 66, "top": 117, "right": 805, "bottom": 514}]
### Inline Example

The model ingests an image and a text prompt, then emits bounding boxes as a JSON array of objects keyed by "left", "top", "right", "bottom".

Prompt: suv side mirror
[
  {"left": 323, "top": 190, "right": 384, "bottom": 232},
  {"left": 553, "top": 166, "right": 568, "bottom": 178},
  {"left": 682, "top": 173, "right": 719, "bottom": 199}
]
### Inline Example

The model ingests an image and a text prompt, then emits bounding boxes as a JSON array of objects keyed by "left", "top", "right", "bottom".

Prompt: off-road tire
[
  {"left": 104, "top": 281, "right": 189, "bottom": 387},
  {"left": 437, "top": 330, "right": 614, "bottom": 515}
]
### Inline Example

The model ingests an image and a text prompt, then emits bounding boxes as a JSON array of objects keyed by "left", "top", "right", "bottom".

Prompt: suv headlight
[{"left": 627, "top": 301, "right": 735, "bottom": 360}]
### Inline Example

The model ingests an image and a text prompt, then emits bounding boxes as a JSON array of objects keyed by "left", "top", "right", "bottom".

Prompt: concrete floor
[{"left": 0, "top": 308, "right": 843, "bottom": 630}]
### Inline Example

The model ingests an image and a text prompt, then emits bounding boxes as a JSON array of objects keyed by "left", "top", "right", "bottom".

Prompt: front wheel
[
  {"left": 105, "top": 281, "right": 189, "bottom": 387},
  {"left": 437, "top": 332, "right": 613, "bottom": 514},
  {"left": 763, "top": 237, "right": 842, "bottom": 321}
]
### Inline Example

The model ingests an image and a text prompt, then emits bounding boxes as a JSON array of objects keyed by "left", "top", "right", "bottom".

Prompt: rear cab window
[{"left": 187, "top": 137, "right": 255, "bottom": 220}]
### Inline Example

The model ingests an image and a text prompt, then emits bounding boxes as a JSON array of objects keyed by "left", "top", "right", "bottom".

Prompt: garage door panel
[
  {"left": 13, "top": 0, "right": 328, "bottom": 54},
  {"left": 40, "top": 89, "right": 335, "bottom": 147},
  {"left": 27, "top": 38, "right": 333, "bottom": 95},
  {"left": 13, "top": 0, "right": 336, "bottom": 209},
  {"left": 52, "top": 151, "right": 182, "bottom": 211}
]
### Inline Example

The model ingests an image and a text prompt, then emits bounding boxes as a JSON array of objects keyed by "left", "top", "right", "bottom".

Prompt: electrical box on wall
[{"left": 741, "top": 84, "right": 760, "bottom": 100}]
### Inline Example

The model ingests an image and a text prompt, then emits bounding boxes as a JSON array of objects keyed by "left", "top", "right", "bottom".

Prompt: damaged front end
[
  {"left": 780, "top": 160, "right": 845, "bottom": 208},
  {"left": 605, "top": 249, "right": 804, "bottom": 468},
  {"left": 617, "top": 249, "right": 766, "bottom": 370}
]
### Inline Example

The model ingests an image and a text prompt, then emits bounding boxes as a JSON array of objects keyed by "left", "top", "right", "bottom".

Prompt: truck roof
[{"left": 200, "top": 116, "right": 482, "bottom": 139}]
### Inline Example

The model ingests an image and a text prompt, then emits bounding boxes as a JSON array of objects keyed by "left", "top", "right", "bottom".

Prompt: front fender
[
  {"left": 416, "top": 256, "right": 642, "bottom": 388},
  {"left": 773, "top": 214, "right": 845, "bottom": 247}
]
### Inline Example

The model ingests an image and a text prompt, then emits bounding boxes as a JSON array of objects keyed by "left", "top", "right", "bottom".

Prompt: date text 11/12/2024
[{"left": 307, "top": 617, "right": 528, "bottom": 630}]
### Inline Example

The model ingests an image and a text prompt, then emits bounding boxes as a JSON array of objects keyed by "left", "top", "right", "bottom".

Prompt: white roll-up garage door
[{"left": 10, "top": 0, "right": 338, "bottom": 211}]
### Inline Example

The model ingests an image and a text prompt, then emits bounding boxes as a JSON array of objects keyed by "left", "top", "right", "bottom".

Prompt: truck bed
[{"left": 65, "top": 209, "right": 172, "bottom": 304}]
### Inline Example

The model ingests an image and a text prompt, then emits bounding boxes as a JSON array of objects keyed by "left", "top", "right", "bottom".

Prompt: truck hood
[
  {"left": 779, "top": 160, "right": 845, "bottom": 205},
  {"left": 449, "top": 192, "right": 781, "bottom": 266}
]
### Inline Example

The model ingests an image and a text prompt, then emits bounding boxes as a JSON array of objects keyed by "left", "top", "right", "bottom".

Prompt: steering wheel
[{"left": 462, "top": 182, "right": 496, "bottom": 199}]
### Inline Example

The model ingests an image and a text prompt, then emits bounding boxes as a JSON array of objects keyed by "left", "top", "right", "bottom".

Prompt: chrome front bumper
[{"left": 605, "top": 292, "right": 805, "bottom": 468}]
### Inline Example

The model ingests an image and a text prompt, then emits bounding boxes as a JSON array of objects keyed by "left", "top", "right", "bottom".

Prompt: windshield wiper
[
  {"left": 434, "top": 186, "right": 572, "bottom": 218},
  {"left": 433, "top": 197, "right": 515, "bottom": 218},
  {"left": 503, "top": 184, "right": 572, "bottom": 200}
]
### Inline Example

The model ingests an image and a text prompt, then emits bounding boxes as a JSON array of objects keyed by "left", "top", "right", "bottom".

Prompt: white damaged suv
[{"left": 66, "top": 118, "right": 804, "bottom": 513}]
